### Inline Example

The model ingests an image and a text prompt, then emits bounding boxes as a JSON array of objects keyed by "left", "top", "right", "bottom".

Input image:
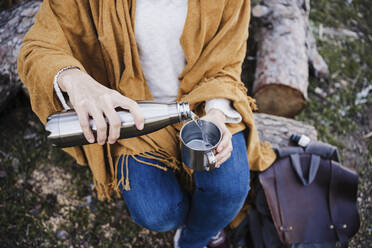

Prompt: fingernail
[
  {"left": 88, "top": 138, "right": 94, "bottom": 143},
  {"left": 139, "top": 123, "right": 144, "bottom": 130}
]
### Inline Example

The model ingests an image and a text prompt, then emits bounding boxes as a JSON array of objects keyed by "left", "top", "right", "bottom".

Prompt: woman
[{"left": 18, "top": 0, "right": 275, "bottom": 247}]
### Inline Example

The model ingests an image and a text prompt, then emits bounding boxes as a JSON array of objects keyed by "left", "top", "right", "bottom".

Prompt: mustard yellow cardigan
[{"left": 17, "top": 0, "right": 276, "bottom": 200}]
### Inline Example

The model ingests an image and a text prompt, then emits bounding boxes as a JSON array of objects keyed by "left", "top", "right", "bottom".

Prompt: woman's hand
[
  {"left": 58, "top": 68, "right": 144, "bottom": 145},
  {"left": 201, "top": 108, "right": 232, "bottom": 168}
]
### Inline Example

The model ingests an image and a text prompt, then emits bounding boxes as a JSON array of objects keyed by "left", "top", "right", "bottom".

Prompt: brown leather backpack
[{"left": 259, "top": 142, "right": 360, "bottom": 246}]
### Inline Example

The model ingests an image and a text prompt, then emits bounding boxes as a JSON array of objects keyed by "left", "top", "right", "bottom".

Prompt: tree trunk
[
  {"left": 252, "top": 0, "right": 328, "bottom": 118},
  {"left": 0, "top": 0, "right": 41, "bottom": 112}
]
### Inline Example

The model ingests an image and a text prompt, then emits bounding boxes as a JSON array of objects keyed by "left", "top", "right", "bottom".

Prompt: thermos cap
[{"left": 290, "top": 134, "right": 311, "bottom": 147}]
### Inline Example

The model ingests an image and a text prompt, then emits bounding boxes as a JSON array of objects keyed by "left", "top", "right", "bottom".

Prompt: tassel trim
[
  {"left": 247, "top": 96, "right": 258, "bottom": 111},
  {"left": 113, "top": 149, "right": 189, "bottom": 193},
  {"left": 93, "top": 177, "right": 113, "bottom": 201},
  {"left": 181, "top": 162, "right": 194, "bottom": 191}
]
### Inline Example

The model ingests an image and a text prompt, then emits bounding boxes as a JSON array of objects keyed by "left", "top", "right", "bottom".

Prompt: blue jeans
[{"left": 117, "top": 131, "right": 250, "bottom": 248}]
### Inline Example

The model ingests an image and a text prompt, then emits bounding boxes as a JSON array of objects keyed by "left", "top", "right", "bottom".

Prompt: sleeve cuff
[
  {"left": 53, "top": 66, "right": 79, "bottom": 110},
  {"left": 205, "top": 98, "right": 242, "bottom": 123}
]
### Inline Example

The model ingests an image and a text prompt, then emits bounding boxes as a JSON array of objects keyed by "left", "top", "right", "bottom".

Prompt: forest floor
[{"left": 0, "top": 0, "right": 371, "bottom": 247}]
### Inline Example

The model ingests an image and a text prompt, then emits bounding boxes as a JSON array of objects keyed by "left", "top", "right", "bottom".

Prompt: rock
[
  {"left": 23, "top": 133, "right": 37, "bottom": 140},
  {"left": 28, "top": 204, "right": 43, "bottom": 216},
  {"left": 11, "top": 157, "right": 19, "bottom": 172},
  {"left": 46, "top": 193, "right": 57, "bottom": 208},
  {"left": 56, "top": 229, "right": 69, "bottom": 240},
  {"left": 314, "top": 87, "right": 327, "bottom": 98},
  {"left": 0, "top": 1, "right": 41, "bottom": 112},
  {"left": 0, "top": 170, "right": 7, "bottom": 178}
]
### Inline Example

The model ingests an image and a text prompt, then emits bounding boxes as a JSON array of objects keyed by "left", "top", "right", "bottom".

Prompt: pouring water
[{"left": 188, "top": 112, "right": 213, "bottom": 150}]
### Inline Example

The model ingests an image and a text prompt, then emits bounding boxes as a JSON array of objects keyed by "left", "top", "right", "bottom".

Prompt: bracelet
[{"left": 53, "top": 66, "right": 79, "bottom": 110}]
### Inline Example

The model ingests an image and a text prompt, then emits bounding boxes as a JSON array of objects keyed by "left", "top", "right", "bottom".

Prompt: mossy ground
[
  {"left": 0, "top": 0, "right": 371, "bottom": 247},
  {"left": 0, "top": 99, "right": 174, "bottom": 247}
]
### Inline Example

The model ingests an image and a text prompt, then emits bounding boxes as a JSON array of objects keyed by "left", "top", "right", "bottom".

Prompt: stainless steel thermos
[{"left": 46, "top": 101, "right": 192, "bottom": 148}]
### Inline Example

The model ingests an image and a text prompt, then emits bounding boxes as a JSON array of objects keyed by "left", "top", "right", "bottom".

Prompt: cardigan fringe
[{"left": 113, "top": 149, "right": 195, "bottom": 195}]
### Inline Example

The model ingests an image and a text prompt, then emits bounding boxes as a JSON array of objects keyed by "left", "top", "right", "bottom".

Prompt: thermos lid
[{"left": 177, "top": 102, "right": 191, "bottom": 121}]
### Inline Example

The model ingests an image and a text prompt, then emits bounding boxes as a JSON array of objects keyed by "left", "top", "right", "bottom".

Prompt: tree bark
[
  {"left": 252, "top": 0, "right": 328, "bottom": 118},
  {"left": 0, "top": 0, "right": 41, "bottom": 112},
  {"left": 254, "top": 113, "right": 318, "bottom": 148}
]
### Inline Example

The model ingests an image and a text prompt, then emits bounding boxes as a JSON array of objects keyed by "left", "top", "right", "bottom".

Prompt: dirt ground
[{"left": 0, "top": 0, "right": 371, "bottom": 247}]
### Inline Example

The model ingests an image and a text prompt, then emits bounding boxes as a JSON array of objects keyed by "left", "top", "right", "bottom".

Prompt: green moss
[{"left": 297, "top": 2, "right": 372, "bottom": 146}]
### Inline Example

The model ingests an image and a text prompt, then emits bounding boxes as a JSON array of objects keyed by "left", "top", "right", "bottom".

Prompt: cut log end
[{"left": 254, "top": 84, "right": 306, "bottom": 118}]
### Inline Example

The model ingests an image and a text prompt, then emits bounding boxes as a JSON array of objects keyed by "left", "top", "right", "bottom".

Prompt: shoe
[
  {"left": 173, "top": 227, "right": 183, "bottom": 248},
  {"left": 207, "top": 230, "right": 232, "bottom": 248},
  {"left": 173, "top": 227, "right": 207, "bottom": 248},
  {"left": 174, "top": 227, "right": 232, "bottom": 248}
]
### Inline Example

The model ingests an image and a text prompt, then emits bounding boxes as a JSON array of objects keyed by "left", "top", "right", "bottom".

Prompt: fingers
[
  {"left": 73, "top": 88, "right": 144, "bottom": 145},
  {"left": 75, "top": 99, "right": 110, "bottom": 145},
  {"left": 89, "top": 107, "right": 107, "bottom": 145},
  {"left": 215, "top": 142, "right": 233, "bottom": 168},
  {"left": 101, "top": 98, "right": 122, "bottom": 144},
  {"left": 65, "top": 73, "right": 136, "bottom": 145},
  {"left": 216, "top": 127, "right": 231, "bottom": 153},
  {"left": 106, "top": 111, "right": 122, "bottom": 144},
  {"left": 93, "top": 93, "right": 144, "bottom": 145},
  {"left": 215, "top": 146, "right": 233, "bottom": 168},
  {"left": 200, "top": 113, "right": 233, "bottom": 168},
  {"left": 215, "top": 128, "right": 233, "bottom": 168},
  {"left": 75, "top": 107, "right": 94, "bottom": 143},
  {"left": 113, "top": 94, "right": 144, "bottom": 130}
]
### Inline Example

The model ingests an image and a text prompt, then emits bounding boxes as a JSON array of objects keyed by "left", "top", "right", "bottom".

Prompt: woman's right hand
[{"left": 58, "top": 68, "right": 144, "bottom": 145}]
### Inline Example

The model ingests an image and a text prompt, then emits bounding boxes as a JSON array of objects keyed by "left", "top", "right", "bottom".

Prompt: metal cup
[{"left": 180, "top": 119, "right": 222, "bottom": 171}]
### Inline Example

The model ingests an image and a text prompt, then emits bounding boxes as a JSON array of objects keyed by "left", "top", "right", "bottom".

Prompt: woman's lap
[
  {"left": 117, "top": 155, "right": 189, "bottom": 232},
  {"left": 116, "top": 131, "right": 250, "bottom": 235},
  {"left": 179, "top": 131, "right": 250, "bottom": 247}
]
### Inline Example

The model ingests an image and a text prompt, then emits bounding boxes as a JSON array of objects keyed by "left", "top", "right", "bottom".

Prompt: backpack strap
[
  {"left": 275, "top": 146, "right": 304, "bottom": 158},
  {"left": 274, "top": 140, "right": 340, "bottom": 186},
  {"left": 275, "top": 140, "right": 340, "bottom": 162},
  {"left": 305, "top": 142, "right": 340, "bottom": 162},
  {"left": 290, "top": 153, "right": 320, "bottom": 186}
]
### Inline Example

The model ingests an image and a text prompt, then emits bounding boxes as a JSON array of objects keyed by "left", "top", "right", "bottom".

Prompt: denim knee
[
  {"left": 129, "top": 195, "right": 188, "bottom": 232},
  {"left": 117, "top": 155, "right": 189, "bottom": 232},
  {"left": 196, "top": 177, "right": 250, "bottom": 204},
  {"left": 194, "top": 133, "right": 251, "bottom": 205}
]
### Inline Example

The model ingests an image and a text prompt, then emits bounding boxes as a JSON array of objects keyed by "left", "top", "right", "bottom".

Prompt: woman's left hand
[{"left": 201, "top": 109, "right": 232, "bottom": 168}]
